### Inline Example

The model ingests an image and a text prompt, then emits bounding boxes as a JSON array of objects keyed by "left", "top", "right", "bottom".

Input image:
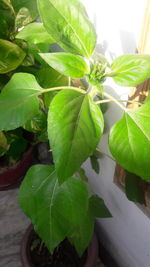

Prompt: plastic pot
[
  {"left": 0, "top": 146, "right": 33, "bottom": 190},
  {"left": 21, "top": 224, "right": 99, "bottom": 267}
]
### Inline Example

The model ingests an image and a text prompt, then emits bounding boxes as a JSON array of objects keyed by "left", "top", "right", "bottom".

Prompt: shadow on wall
[
  {"left": 96, "top": 30, "right": 137, "bottom": 62},
  {"left": 96, "top": 41, "right": 117, "bottom": 61},
  {"left": 119, "top": 30, "right": 137, "bottom": 54}
]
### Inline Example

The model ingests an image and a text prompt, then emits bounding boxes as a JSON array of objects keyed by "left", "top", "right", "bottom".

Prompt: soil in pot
[
  {"left": 30, "top": 232, "right": 87, "bottom": 267},
  {"left": 21, "top": 225, "right": 99, "bottom": 267}
]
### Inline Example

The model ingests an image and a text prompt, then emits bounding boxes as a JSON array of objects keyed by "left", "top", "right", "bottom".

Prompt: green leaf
[
  {"left": 28, "top": 43, "right": 50, "bottom": 66},
  {"left": 24, "top": 111, "right": 48, "bottom": 142},
  {"left": 89, "top": 195, "right": 112, "bottom": 218},
  {"left": 14, "top": 40, "right": 35, "bottom": 67},
  {"left": 48, "top": 90, "right": 104, "bottom": 183},
  {"left": 24, "top": 111, "right": 47, "bottom": 133},
  {"left": 16, "top": 23, "right": 54, "bottom": 44},
  {"left": 11, "top": 0, "right": 38, "bottom": 28},
  {"left": 0, "top": 39, "right": 25, "bottom": 73},
  {"left": 69, "top": 210, "right": 94, "bottom": 256},
  {"left": 0, "top": 73, "right": 42, "bottom": 130},
  {"left": 19, "top": 164, "right": 88, "bottom": 252},
  {"left": 90, "top": 154, "right": 100, "bottom": 174},
  {"left": 37, "top": 67, "right": 68, "bottom": 108},
  {"left": 38, "top": 0, "right": 96, "bottom": 57},
  {"left": 6, "top": 133, "right": 28, "bottom": 161},
  {"left": 125, "top": 171, "right": 145, "bottom": 205},
  {"left": 109, "top": 101, "right": 150, "bottom": 181},
  {"left": 37, "top": 67, "right": 68, "bottom": 88},
  {"left": 0, "top": 0, "right": 15, "bottom": 38},
  {"left": 22, "top": 53, "right": 35, "bottom": 67},
  {"left": 39, "top": 53, "right": 90, "bottom": 78},
  {"left": 111, "top": 54, "right": 150, "bottom": 86}
]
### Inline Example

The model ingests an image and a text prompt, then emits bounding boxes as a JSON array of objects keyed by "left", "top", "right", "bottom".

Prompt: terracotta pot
[
  {"left": 0, "top": 146, "right": 33, "bottom": 190},
  {"left": 21, "top": 225, "right": 99, "bottom": 267}
]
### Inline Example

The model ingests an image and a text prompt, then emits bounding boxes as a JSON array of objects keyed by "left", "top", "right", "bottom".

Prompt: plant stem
[
  {"left": 96, "top": 99, "right": 142, "bottom": 106},
  {"left": 89, "top": 86, "right": 98, "bottom": 99},
  {"left": 104, "top": 71, "right": 117, "bottom": 77},
  {"left": 38, "top": 241, "right": 44, "bottom": 254},
  {"left": 96, "top": 148, "right": 115, "bottom": 161},
  {"left": 103, "top": 92, "right": 127, "bottom": 111},
  {"left": 68, "top": 77, "right": 71, "bottom": 86},
  {"left": 41, "top": 86, "right": 86, "bottom": 95}
]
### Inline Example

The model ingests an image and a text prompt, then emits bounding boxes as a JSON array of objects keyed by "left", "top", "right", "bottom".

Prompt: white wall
[{"left": 81, "top": 1, "right": 150, "bottom": 267}]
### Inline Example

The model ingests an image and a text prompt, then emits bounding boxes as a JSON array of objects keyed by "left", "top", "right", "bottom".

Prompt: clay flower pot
[
  {"left": 0, "top": 146, "right": 33, "bottom": 190},
  {"left": 21, "top": 224, "right": 99, "bottom": 267}
]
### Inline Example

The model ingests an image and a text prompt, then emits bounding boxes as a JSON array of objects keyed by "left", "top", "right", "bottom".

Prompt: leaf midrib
[
  {"left": 127, "top": 111, "right": 150, "bottom": 142},
  {"left": 49, "top": 179, "right": 58, "bottom": 239},
  {"left": 64, "top": 94, "right": 86, "bottom": 176},
  {"left": 125, "top": 114, "right": 136, "bottom": 163}
]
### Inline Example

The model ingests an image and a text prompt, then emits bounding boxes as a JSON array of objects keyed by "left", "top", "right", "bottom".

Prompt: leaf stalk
[{"left": 41, "top": 86, "right": 86, "bottom": 95}]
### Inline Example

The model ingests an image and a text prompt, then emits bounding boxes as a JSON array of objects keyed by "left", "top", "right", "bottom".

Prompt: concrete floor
[
  {"left": 0, "top": 188, "right": 105, "bottom": 267},
  {"left": 0, "top": 189, "right": 29, "bottom": 267}
]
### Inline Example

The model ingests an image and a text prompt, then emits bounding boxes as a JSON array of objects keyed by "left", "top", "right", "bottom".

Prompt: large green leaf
[
  {"left": 109, "top": 101, "right": 150, "bottom": 181},
  {"left": 0, "top": 73, "right": 42, "bottom": 130},
  {"left": 19, "top": 164, "right": 88, "bottom": 252},
  {"left": 16, "top": 22, "right": 54, "bottom": 44},
  {"left": 40, "top": 52, "right": 89, "bottom": 78},
  {"left": 0, "top": 39, "right": 25, "bottom": 73},
  {"left": 89, "top": 195, "right": 112, "bottom": 218},
  {"left": 0, "top": 0, "right": 15, "bottom": 38},
  {"left": 38, "top": 0, "right": 96, "bottom": 57},
  {"left": 125, "top": 171, "right": 145, "bottom": 205},
  {"left": 11, "top": 0, "right": 38, "bottom": 28},
  {"left": 48, "top": 90, "right": 104, "bottom": 183},
  {"left": 111, "top": 54, "right": 150, "bottom": 86},
  {"left": 69, "top": 210, "right": 94, "bottom": 256}
]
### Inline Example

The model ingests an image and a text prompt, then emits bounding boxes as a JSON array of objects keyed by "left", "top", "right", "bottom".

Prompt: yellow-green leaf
[
  {"left": 38, "top": 0, "right": 96, "bottom": 57},
  {"left": 0, "top": 39, "right": 25, "bottom": 73}
]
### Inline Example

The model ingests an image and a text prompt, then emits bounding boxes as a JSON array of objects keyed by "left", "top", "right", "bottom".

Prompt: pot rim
[
  {"left": 0, "top": 146, "right": 33, "bottom": 190},
  {"left": 20, "top": 224, "right": 99, "bottom": 267}
]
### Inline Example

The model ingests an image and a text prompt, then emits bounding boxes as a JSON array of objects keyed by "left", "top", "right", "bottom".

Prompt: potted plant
[
  {"left": 0, "top": 0, "right": 55, "bottom": 189},
  {"left": 0, "top": 0, "right": 150, "bottom": 265}
]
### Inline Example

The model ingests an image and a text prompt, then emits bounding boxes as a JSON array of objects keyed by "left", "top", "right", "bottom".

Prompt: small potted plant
[
  {"left": 0, "top": 0, "right": 150, "bottom": 265},
  {"left": 0, "top": 0, "right": 54, "bottom": 189}
]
